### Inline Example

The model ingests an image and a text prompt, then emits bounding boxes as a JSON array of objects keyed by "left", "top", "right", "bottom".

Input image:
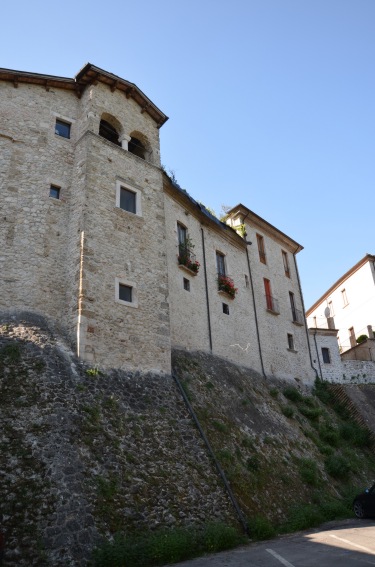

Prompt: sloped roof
[
  {"left": 0, "top": 63, "right": 168, "bottom": 128},
  {"left": 306, "top": 253, "right": 375, "bottom": 315},
  {"left": 226, "top": 203, "right": 303, "bottom": 253}
]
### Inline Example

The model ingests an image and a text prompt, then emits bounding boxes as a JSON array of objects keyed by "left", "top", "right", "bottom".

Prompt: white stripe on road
[
  {"left": 329, "top": 534, "right": 375, "bottom": 554},
  {"left": 266, "top": 548, "right": 296, "bottom": 567}
]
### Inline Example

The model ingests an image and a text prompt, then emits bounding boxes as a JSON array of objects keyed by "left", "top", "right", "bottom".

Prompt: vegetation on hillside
[{"left": 1, "top": 321, "right": 375, "bottom": 567}]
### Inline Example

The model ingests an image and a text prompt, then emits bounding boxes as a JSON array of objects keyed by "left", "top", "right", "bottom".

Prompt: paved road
[{"left": 167, "top": 519, "right": 375, "bottom": 566}]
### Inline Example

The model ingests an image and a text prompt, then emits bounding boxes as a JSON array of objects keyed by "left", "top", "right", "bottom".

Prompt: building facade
[
  {"left": 306, "top": 255, "right": 375, "bottom": 353},
  {"left": 0, "top": 63, "right": 315, "bottom": 382}
]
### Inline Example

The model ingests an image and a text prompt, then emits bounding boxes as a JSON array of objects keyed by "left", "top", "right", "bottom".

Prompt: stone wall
[
  {"left": 0, "top": 76, "right": 171, "bottom": 374},
  {"left": 164, "top": 192, "right": 261, "bottom": 372},
  {"left": 0, "top": 313, "right": 235, "bottom": 566},
  {"left": 243, "top": 216, "right": 315, "bottom": 383}
]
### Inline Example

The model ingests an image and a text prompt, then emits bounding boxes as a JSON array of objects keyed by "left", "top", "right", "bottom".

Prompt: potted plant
[
  {"left": 178, "top": 237, "right": 200, "bottom": 274},
  {"left": 217, "top": 274, "right": 238, "bottom": 298}
]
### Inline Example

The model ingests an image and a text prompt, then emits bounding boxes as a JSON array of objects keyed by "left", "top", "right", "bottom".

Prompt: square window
[
  {"left": 120, "top": 187, "right": 136, "bottom": 213},
  {"left": 183, "top": 277, "right": 190, "bottom": 291},
  {"left": 322, "top": 347, "right": 331, "bottom": 363},
  {"left": 119, "top": 284, "right": 132, "bottom": 303},
  {"left": 287, "top": 333, "right": 294, "bottom": 350},
  {"left": 55, "top": 119, "right": 71, "bottom": 139},
  {"left": 49, "top": 185, "right": 60, "bottom": 199},
  {"left": 222, "top": 303, "right": 229, "bottom": 315},
  {"left": 116, "top": 181, "right": 142, "bottom": 216}
]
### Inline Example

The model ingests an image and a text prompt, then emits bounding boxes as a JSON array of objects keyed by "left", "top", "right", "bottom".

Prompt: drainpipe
[
  {"left": 245, "top": 246, "right": 266, "bottom": 378},
  {"left": 313, "top": 329, "right": 323, "bottom": 379},
  {"left": 292, "top": 252, "right": 318, "bottom": 377},
  {"left": 172, "top": 373, "right": 249, "bottom": 535},
  {"left": 201, "top": 228, "right": 213, "bottom": 351}
]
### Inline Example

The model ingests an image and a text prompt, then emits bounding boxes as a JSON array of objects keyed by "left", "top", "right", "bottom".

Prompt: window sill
[
  {"left": 178, "top": 264, "right": 198, "bottom": 276},
  {"left": 292, "top": 320, "right": 304, "bottom": 327},
  {"left": 266, "top": 308, "right": 279, "bottom": 316},
  {"left": 287, "top": 348, "right": 298, "bottom": 353},
  {"left": 218, "top": 290, "right": 235, "bottom": 300}
]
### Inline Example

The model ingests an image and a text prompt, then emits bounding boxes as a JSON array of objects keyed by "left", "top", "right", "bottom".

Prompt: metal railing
[
  {"left": 265, "top": 294, "right": 279, "bottom": 314},
  {"left": 292, "top": 307, "right": 304, "bottom": 325}
]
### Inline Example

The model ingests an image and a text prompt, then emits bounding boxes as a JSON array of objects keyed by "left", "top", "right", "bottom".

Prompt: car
[{"left": 353, "top": 483, "right": 375, "bottom": 518}]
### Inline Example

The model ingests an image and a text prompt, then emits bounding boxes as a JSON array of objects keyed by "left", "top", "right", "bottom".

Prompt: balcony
[
  {"left": 265, "top": 294, "right": 279, "bottom": 314},
  {"left": 217, "top": 274, "right": 237, "bottom": 298},
  {"left": 178, "top": 244, "right": 200, "bottom": 275},
  {"left": 291, "top": 307, "right": 304, "bottom": 326}
]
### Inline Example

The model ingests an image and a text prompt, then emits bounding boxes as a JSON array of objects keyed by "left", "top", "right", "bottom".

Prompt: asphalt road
[{"left": 167, "top": 519, "right": 375, "bottom": 567}]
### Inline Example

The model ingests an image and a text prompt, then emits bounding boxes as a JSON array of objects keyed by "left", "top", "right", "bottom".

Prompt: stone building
[{"left": 0, "top": 63, "right": 315, "bottom": 382}]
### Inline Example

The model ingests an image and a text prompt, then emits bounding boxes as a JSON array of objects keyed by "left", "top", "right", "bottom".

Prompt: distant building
[
  {"left": 0, "top": 63, "right": 315, "bottom": 382},
  {"left": 307, "top": 255, "right": 375, "bottom": 383},
  {"left": 306, "top": 255, "right": 375, "bottom": 352}
]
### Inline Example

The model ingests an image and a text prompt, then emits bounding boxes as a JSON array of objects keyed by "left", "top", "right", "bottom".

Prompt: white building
[{"left": 306, "top": 254, "right": 375, "bottom": 352}]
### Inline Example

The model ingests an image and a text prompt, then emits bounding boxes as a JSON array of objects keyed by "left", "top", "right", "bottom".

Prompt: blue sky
[{"left": 2, "top": 0, "right": 374, "bottom": 308}]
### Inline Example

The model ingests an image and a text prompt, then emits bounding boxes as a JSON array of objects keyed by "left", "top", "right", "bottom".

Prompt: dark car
[{"left": 353, "top": 483, "right": 375, "bottom": 518}]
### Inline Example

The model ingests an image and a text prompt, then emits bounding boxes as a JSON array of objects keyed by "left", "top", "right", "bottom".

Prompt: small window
[
  {"left": 342, "top": 289, "right": 349, "bottom": 307},
  {"left": 55, "top": 119, "right": 71, "bottom": 139},
  {"left": 223, "top": 303, "right": 229, "bottom": 315},
  {"left": 282, "top": 251, "right": 290, "bottom": 277},
  {"left": 244, "top": 274, "right": 249, "bottom": 288},
  {"left": 49, "top": 185, "right": 60, "bottom": 200},
  {"left": 183, "top": 278, "right": 190, "bottom": 291},
  {"left": 216, "top": 252, "right": 226, "bottom": 276},
  {"left": 116, "top": 181, "right": 141, "bottom": 216},
  {"left": 256, "top": 234, "right": 266, "bottom": 264},
  {"left": 287, "top": 333, "right": 294, "bottom": 350},
  {"left": 120, "top": 188, "right": 136, "bottom": 213},
  {"left": 322, "top": 347, "right": 331, "bottom": 363},
  {"left": 119, "top": 284, "right": 132, "bottom": 303},
  {"left": 116, "top": 278, "right": 138, "bottom": 308}
]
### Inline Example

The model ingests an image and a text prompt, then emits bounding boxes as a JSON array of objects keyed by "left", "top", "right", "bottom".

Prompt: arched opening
[
  {"left": 128, "top": 136, "right": 146, "bottom": 159},
  {"left": 99, "top": 119, "right": 121, "bottom": 146}
]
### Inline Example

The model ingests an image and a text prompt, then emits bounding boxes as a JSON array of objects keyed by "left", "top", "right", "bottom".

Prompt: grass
[
  {"left": 283, "top": 387, "right": 303, "bottom": 402},
  {"left": 298, "top": 458, "right": 320, "bottom": 486},
  {"left": 281, "top": 405, "right": 294, "bottom": 418},
  {"left": 91, "top": 522, "right": 245, "bottom": 567},
  {"left": 325, "top": 454, "right": 351, "bottom": 479}
]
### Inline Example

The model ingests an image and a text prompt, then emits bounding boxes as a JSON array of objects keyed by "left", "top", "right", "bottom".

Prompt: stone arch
[
  {"left": 128, "top": 130, "right": 151, "bottom": 161},
  {"left": 99, "top": 113, "right": 123, "bottom": 147}
]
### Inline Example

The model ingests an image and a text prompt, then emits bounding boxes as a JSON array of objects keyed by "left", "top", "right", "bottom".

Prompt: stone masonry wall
[
  {"left": 244, "top": 218, "right": 315, "bottom": 383},
  {"left": 0, "top": 77, "right": 171, "bottom": 374},
  {"left": 164, "top": 193, "right": 262, "bottom": 372},
  {"left": 0, "top": 81, "right": 79, "bottom": 331},
  {"left": 0, "top": 313, "right": 235, "bottom": 566},
  {"left": 78, "top": 131, "right": 170, "bottom": 371}
]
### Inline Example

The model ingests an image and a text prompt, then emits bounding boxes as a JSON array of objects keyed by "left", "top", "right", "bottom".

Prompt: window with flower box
[{"left": 177, "top": 222, "right": 200, "bottom": 274}]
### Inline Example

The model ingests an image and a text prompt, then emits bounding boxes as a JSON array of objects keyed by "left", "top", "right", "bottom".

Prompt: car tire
[{"left": 353, "top": 500, "right": 366, "bottom": 519}]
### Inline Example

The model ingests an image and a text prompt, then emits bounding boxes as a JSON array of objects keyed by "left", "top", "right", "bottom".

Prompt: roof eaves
[
  {"left": 306, "top": 253, "right": 375, "bottom": 315},
  {"left": 226, "top": 203, "right": 303, "bottom": 253}
]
